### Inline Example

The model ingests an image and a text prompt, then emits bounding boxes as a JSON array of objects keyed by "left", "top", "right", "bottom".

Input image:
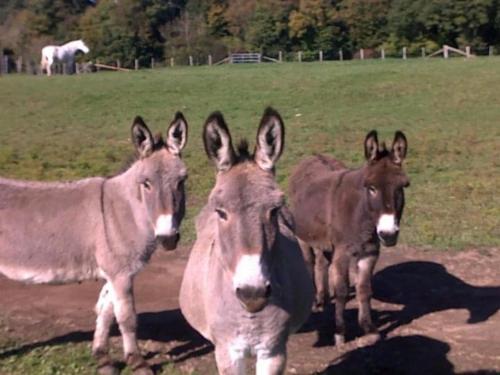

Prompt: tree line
[{"left": 1, "top": 0, "right": 500, "bottom": 67}]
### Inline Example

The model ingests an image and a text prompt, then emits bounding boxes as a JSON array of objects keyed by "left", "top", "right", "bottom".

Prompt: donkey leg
[
  {"left": 312, "top": 247, "right": 329, "bottom": 312},
  {"left": 256, "top": 348, "right": 286, "bottom": 375},
  {"left": 215, "top": 345, "right": 245, "bottom": 375},
  {"left": 92, "top": 283, "right": 118, "bottom": 375},
  {"left": 355, "top": 255, "right": 380, "bottom": 345},
  {"left": 297, "top": 238, "right": 313, "bottom": 276},
  {"left": 110, "top": 276, "right": 152, "bottom": 375},
  {"left": 331, "top": 250, "right": 350, "bottom": 345}
]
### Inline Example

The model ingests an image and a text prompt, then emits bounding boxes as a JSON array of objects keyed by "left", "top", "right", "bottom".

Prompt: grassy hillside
[{"left": 1, "top": 58, "right": 499, "bottom": 250}]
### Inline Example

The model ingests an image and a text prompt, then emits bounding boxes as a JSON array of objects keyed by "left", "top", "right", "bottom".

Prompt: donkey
[
  {"left": 288, "top": 130, "right": 409, "bottom": 345},
  {"left": 0, "top": 113, "right": 188, "bottom": 375},
  {"left": 180, "top": 108, "right": 314, "bottom": 374}
]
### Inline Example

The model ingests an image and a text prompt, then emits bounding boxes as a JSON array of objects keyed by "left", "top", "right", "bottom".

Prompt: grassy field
[
  {"left": 1, "top": 58, "right": 499, "bottom": 250},
  {"left": 0, "top": 58, "right": 499, "bottom": 372}
]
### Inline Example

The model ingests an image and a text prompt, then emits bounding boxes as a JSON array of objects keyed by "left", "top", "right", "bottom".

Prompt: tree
[
  {"left": 80, "top": 0, "right": 177, "bottom": 67},
  {"left": 247, "top": 0, "right": 294, "bottom": 54},
  {"left": 339, "top": 0, "right": 391, "bottom": 49}
]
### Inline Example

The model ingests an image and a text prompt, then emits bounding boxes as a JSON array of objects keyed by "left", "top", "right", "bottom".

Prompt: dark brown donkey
[{"left": 288, "top": 130, "right": 409, "bottom": 345}]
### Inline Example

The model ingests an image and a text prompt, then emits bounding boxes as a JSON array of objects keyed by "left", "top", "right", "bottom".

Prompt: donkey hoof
[
  {"left": 127, "top": 353, "right": 153, "bottom": 375},
  {"left": 334, "top": 333, "right": 345, "bottom": 346},
  {"left": 312, "top": 301, "right": 324, "bottom": 313},
  {"left": 97, "top": 364, "right": 120, "bottom": 375}
]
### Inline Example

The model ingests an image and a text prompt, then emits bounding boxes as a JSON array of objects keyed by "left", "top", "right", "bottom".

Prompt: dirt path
[{"left": 0, "top": 246, "right": 499, "bottom": 374}]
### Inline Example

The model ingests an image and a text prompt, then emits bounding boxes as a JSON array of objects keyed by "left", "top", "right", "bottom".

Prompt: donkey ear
[
  {"left": 364, "top": 130, "right": 379, "bottom": 161},
  {"left": 131, "top": 116, "right": 154, "bottom": 158},
  {"left": 254, "top": 107, "right": 285, "bottom": 171},
  {"left": 166, "top": 112, "right": 188, "bottom": 156},
  {"left": 203, "top": 111, "right": 235, "bottom": 171},
  {"left": 391, "top": 131, "right": 408, "bottom": 164}
]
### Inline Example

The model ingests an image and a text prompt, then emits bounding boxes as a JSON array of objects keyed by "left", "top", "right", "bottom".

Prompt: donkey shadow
[
  {"left": 321, "top": 334, "right": 499, "bottom": 375},
  {"left": 0, "top": 308, "right": 212, "bottom": 369},
  {"left": 322, "top": 335, "right": 455, "bottom": 374},
  {"left": 372, "top": 261, "right": 500, "bottom": 335},
  {"left": 300, "top": 260, "right": 500, "bottom": 347}
]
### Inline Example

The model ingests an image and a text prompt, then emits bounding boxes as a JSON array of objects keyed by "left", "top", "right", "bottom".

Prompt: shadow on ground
[
  {"left": 372, "top": 261, "right": 500, "bottom": 335},
  {"left": 0, "top": 308, "right": 212, "bottom": 370}
]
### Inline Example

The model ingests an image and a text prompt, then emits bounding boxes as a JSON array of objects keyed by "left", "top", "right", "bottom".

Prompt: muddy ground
[{"left": 0, "top": 246, "right": 499, "bottom": 374}]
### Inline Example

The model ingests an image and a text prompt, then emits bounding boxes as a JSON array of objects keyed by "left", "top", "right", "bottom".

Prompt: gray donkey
[
  {"left": 180, "top": 108, "right": 314, "bottom": 375},
  {"left": 0, "top": 113, "right": 188, "bottom": 375}
]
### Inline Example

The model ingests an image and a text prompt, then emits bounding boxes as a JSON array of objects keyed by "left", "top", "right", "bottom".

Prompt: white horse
[{"left": 41, "top": 39, "right": 89, "bottom": 76}]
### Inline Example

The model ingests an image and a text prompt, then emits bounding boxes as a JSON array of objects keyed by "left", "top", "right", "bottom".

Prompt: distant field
[{"left": 1, "top": 58, "right": 499, "bottom": 250}]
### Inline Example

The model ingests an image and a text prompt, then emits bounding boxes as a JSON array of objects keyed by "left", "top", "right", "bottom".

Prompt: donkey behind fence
[{"left": 0, "top": 113, "right": 188, "bottom": 374}]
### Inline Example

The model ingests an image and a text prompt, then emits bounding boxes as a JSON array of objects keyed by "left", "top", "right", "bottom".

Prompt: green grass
[
  {"left": 1, "top": 58, "right": 499, "bottom": 250},
  {"left": 0, "top": 57, "right": 499, "bottom": 373}
]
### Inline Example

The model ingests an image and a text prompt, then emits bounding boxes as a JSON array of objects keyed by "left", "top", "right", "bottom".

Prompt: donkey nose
[
  {"left": 235, "top": 283, "right": 271, "bottom": 313},
  {"left": 378, "top": 230, "right": 399, "bottom": 247}
]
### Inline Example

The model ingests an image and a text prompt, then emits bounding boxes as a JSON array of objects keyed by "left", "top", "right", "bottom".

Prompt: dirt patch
[{"left": 0, "top": 246, "right": 499, "bottom": 374}]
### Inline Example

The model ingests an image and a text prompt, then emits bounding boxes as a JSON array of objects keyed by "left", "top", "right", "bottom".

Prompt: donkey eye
[
  {"left": 368, "top": 186, "right": 377, "bottom": 195},
  {"left": 142, "top": 180, "right": 152, "bottom": 191},
  {"left": 215, "top": 208, "right": 228, "bottom": 221}
]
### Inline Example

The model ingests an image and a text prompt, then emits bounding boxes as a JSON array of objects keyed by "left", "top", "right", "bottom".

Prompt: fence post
[
  {"left": 298, "top": 51, "right": 302, "bottom": 62},
  {"left": 151, "top": 58, "right": 155, "bottom": 69},
  {"left": 360, "top": 49, "right": 364, "bottom": 60},
  {"left": 444, "top": 45, "right": 449, "bottom": 59},
  {"left": 170, "top": 57, "right": 174, "bottom": 67},
  {"left": 421, "top": 47, "right": 426, "bottom": 58},
  {"left": 402, "top": 47, "right": 407, "bottom": 60},
  {"left": 465, "top": 46, "right": 471, "bottom": 58},
  {"left": 489, "top": 46, "right": 494, "bottom": 56},
  {"left": 16, "top": 56, "right": 22, "bottom": 73},
  {"left": 134, "top": 59, "right": 139, "bottom": 70},
  {"left": 208, "top": 55, "right": 212, "bottom": 66},
  {"left": 117, "top": 60, "right": 121, "bottom": 69},
  {"left": 319, "top": 50, "right": 323, "bottom": 62},
  {"left": 339, "top": 49, "right": 343, "bottom": 61},
  {"left": 278, "top": 50, "right": 282, "bottom": 62},
  {"left": 381, "top": 48, "right": 385, "bottom": 60},
  {"left": 96, "top": 59, "right": 100, "bottom": 72},
  {"left": 189, "top": 55, "right": 193, "bottom": 66}
]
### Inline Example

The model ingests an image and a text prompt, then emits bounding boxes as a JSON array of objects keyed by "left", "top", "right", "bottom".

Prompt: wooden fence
[{"left": 0, "top": 45, "right": 496, "bottom": 75}]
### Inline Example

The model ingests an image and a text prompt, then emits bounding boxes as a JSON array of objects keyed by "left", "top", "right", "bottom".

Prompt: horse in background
[{"left": 41, "top": 39, "right": 89, "bottom": 76}]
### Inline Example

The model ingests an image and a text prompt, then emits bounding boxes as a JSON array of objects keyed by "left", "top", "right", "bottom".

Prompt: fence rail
[{"left": 0, "top": 45, "right": 496, "bottom": 75}]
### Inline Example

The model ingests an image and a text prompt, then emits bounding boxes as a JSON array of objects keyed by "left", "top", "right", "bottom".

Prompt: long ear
[
  {"left": 203, "top": 111, "right": 235, "bottom": 171},
  {"left": 254, "top": 107, "right": 285, "bottom": 171},
  {"left": 166, "top": 112, "right": 188, "bottom": 156},
  {"left": 131, "top": 116, "right": 154, "bottom": 158},
  {"left": 391, "top": 130, "right": 408, "bottom": 164},
  {"left": 364, "top": 130, "right": 379, "bottom": 161}
]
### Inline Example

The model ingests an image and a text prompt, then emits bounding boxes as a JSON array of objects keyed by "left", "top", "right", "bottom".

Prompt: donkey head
[
  {"left": 131, "top": 113, "right": 188, "bottom": 250},
  {"left": 203, "top": 108, "right": 285, "bottom": 313},
  {"left": 363, "top": 130, "right": 409, "bottom": 247}
]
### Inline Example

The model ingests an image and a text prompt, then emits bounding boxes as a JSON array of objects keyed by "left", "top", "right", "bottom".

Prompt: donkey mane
[
  {"left": 235, "top": 139, "right": 252, "bottom": 163},
  {"left": 373, "top": 142, "right": 390, "bottom": 160}
]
